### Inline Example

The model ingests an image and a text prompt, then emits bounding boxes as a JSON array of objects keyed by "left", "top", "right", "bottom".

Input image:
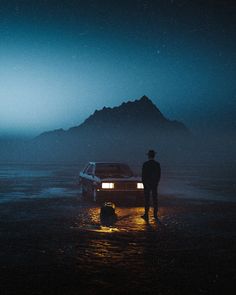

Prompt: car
[{"left": 78, "top": 162, "right": 144, "bottom": 203}]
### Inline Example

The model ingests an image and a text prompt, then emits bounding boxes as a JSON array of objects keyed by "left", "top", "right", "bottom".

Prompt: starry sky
[{"left": 0, "top": 0, "right": 235, "bottom": 136}]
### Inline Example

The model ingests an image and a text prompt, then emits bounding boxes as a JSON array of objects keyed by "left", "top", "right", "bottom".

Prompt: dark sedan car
[{"left": 79, "top": 162, "right": 144, "bottom": 203}]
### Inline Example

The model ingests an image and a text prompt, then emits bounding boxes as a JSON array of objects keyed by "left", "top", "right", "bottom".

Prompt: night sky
[{"left": 0, "top": 0, "right": 235, "bottom": 136}]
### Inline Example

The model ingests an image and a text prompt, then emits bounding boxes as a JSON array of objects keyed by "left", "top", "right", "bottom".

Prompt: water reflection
[
  {"left": 84, "top": 206, "right": 163, "bottom": 233},
  {"left": 86, "top": 207, "right": 119, "bottom": 233},
  {"left": 77, "top": 206, "right": 165, "bottom": 266}
]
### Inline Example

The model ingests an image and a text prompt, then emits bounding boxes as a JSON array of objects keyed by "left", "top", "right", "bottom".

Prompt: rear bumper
[
  {"left": 96, "top": 189, "right": 144, "bottom": 195},
  {"left": 96, "top": 189, "right": 144, "bottom": 204}
]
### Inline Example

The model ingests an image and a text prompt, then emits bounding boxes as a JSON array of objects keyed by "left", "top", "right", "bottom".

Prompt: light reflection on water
[
  {"left": 77, "top": 206, "right": 165, "bottom": 263},
  {"left": 77, "top": 206, "right": 163, "bottom": 233}
]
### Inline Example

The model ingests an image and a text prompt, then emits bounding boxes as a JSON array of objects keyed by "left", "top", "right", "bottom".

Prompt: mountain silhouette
[
  {"left": 38, "top": 95, "right": 189, "bottom": 138},
  {"left": 34, "top": 96, "right": 190, "bottom": 163},
  {"left": 0, "top": 96, "right": 234, "bottom": 165}
]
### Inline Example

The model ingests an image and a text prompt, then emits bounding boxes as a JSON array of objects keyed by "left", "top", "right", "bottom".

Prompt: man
[{"left": 141, "top": 150, "right": 161, "bottom": 222}]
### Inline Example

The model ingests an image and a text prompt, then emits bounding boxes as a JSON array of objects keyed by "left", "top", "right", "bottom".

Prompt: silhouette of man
[{"left": 141, "top": 150, "right": 161, "bottom": 222}]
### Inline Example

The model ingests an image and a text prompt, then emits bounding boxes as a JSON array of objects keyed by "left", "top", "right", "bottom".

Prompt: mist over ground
[
  {"left": 0, "top": 120, "right": 235, "bottom": 166},
  {"left": 0, "top": 96, "right": 235, "bottom": 166}
]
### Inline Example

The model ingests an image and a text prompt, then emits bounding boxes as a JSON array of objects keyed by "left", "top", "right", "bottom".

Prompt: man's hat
[{"left": 147, "top": 150, "right": 156, "bottom": 157}]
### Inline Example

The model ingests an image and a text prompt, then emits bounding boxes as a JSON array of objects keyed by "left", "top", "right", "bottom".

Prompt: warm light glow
[
  {"left": 102, "top": 182, "right": 114, "bottom": 189},
  {"left": 137, "top": 183, "right": 144, "bottom": 189}
]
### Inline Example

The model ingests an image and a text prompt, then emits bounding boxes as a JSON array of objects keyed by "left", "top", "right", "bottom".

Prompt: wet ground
[{"left": 0, "top": 164, "right": 236, "bottom": 294}]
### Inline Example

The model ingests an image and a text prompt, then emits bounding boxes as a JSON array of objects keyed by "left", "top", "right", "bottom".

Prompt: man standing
[{"left": 141, "top": 150, "right": 161, "bottom": 222}]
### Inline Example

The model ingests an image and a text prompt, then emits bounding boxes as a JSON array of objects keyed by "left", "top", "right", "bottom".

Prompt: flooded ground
[{"left": 0, "top": 163, "right": 236, "bottom": 294}]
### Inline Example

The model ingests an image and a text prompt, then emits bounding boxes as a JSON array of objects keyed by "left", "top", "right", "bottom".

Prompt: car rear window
[{"left": 95, "top": 164, "right": 133, "bottom": 178}]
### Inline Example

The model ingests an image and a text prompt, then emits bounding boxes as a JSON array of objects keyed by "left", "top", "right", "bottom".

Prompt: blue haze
[{"left": 0, "top": 0, "right": 235, "bottom": 136}]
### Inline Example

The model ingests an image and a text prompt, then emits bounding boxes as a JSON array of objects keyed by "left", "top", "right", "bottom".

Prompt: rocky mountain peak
[
  {"left": 78, "top": 96, "right": 166, "bottom": 128},
  {"left": 37, "top": 96, "right": 189, "bottom": 139}
]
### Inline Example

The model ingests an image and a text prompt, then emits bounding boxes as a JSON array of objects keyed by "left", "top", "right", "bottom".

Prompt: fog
[{"left": 0, "top": 127, "right": 235, "bottom": 167}]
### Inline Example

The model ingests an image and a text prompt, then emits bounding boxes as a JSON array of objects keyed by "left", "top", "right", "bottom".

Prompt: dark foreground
[{"left": 0, "top": 195, "right": 236, "bottom": 295}]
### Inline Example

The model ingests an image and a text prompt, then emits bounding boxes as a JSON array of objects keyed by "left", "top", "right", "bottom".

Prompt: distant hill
[
  {"left": 1, "top": 96, "right": 235, "bottom": 165},
  {"left": 38, "top": 95, "right": 189, "bottom": 139},
  {"left": 33, "top": 96, "right": 190, "bottom": 163}
]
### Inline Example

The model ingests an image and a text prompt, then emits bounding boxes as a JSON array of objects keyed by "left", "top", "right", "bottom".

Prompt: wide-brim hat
[{"left": 146, "top": 150, "right": 156, "bottom": 157}]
